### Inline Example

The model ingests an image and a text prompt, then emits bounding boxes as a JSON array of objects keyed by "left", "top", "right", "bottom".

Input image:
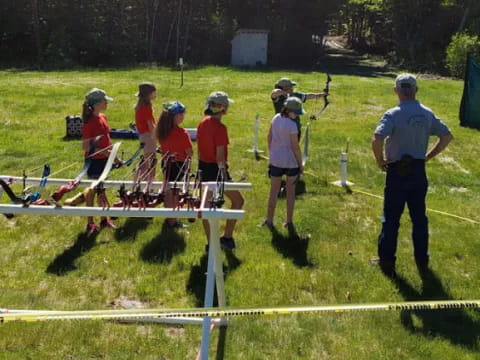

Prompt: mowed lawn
[{"left": 1, "top": 60, "right": 480, "bottom": 359}]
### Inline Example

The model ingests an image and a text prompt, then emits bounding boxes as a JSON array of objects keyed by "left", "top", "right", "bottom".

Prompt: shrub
[{"left": 445, "top": 32, "right": 480, "bottom": 78}]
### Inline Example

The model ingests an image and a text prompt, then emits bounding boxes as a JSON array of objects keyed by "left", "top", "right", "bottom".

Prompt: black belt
[{"left": 388, "top": 156, "right": 424, "bottom": 176}]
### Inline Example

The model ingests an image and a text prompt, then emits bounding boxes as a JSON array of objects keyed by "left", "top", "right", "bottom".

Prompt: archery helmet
[{"left": 163, "top": 100, "right": 186, "bottom": 115}]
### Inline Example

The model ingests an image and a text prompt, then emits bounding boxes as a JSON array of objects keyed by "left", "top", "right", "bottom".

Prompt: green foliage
[
  {"left": 340, "top": 0, "right": 388, "bottom": 52},
  {"left": 0, "top": 0, "right": 347, "bottom": 68},
  {"left": 446, "top": 32, "right": 480, "bottom": 77},
  {"left": 338, "top": 0, "right": 479, "bottom": 72}
]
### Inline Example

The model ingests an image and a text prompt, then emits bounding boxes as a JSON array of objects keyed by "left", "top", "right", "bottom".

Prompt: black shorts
[
  {"left": 198, "top": 161, "right": 232, "bottom": 182},
  {"left": 268, "top": 164, "right": 300, "bottom": 177},
  {"left": 167, "top": 161, "right": 188, "bottom": 181},
  {"left": 87, "top": 158, "right": 108, "bottom": 179}
]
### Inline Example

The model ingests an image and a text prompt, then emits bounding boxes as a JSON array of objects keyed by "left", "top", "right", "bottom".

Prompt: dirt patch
[
  {"left": 165, "top": 327, "right": 185, "bottom": 339},
  {"left": 110, "top": 296, "right": 147, "bottom": 309}
]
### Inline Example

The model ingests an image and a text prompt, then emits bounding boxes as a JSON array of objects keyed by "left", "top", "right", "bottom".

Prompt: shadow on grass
[
  {"left": 114, "top": 218, "right": 151, "bottom": 242},
  {"left": 46, "top": 231, "right": 99, "bottom": 275},
  {"left": 140, "top": 221, "right": 186, "bottom": 263},
  {"left": 277, "top": 179, "right": 307, "bottom": 198},
  {"left": 321, "top": 49, "right": 397, "bottom": 79},
  {"left": 268, "top": 224, "right": 314, "bottom": 268},
  {"left": 186, "top": 250, "right": 242, "bottom": 307},
  {"left": 390, "top": 269, "right": 480, "bottom": 350},
  {"left": 295, "top": 179, "right": 306, "bottom": 196}
]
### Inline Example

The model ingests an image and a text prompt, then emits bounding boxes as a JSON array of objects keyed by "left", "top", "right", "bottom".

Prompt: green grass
[{"left": 1, "top": 61, "right": 480, "bottom": 359}]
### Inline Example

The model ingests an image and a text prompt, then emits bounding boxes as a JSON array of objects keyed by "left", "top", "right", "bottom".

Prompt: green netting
[{"left": 460, "top": 56, "right": 480, "bottom": 129}]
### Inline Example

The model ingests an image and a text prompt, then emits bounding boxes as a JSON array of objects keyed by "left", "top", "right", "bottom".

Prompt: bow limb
[
  {"left": 310, "top": 73, "right": 331, "bottom": 120},
  {"left": 118, "top": 142, "right": 145, "bottom": 168}
]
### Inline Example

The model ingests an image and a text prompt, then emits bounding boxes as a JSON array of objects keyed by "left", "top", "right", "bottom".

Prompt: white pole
[
  {"left": 179, "top": 57, "right": 184, "bottom": 87},
  {"left": 0, "top": 204, "right": 244, "bottom": 220},
  {"left": 0, "top": 176, "right": 251, "bottom": 192},
  {"left": 247, "top": 113, "right": 263, "bottom": 154},
  {"left": 302, "top": 124, "right": 310, "bottom": 167},
  {"left": 200, "top": 219, "right": 220, "bottom": 360},
  {"left": 253, "top": 113, "right": 259, "bottom": 153},
  {"left": 332, "top": 151, "right": 354, "bottom": 187},
  {"left": 119, "top": 317, "right": 226, "bottom": 326},
  {"left": 340, "top": 152, "right": 347, "bottom": 186},
  {"left": 211, "top": 220, "right": 226, "bottom": 307}
]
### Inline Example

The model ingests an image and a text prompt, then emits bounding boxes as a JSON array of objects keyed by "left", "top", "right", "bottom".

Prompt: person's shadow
[
  {"left": 114, "top": 217, "right": 151, "bottom": 242},
  {"left": 140, "top": 221, "right": 186, "bottom": 263},
  {"left": 269, "top": 224, "right": 314, "bottom": 268},
  {"left": 46, "top": 231, "right": 99, "bottom": 275},
  {"left": 277, "top": 179, "right": 307, "bottom": 198},
  {"left": 186, "top": 250, "right": 242, "bottom": 307},
  {"left": 390, "top": 268, "right": 480, "bottom": 350}
]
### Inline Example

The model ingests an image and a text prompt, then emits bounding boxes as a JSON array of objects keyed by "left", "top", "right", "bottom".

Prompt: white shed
[{"left": 231, "top": 29, "right": 269, "bottom": 66}]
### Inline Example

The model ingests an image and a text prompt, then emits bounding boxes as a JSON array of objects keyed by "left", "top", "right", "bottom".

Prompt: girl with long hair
[
  {"left": 135, "top": 82, "right": 157, "bottom": 181},
  {"left": 82, "top": 88, "right": 121, "bottom": 234},
  {"left": 156, "top": 101, "right": 193, "bottom": 228}
]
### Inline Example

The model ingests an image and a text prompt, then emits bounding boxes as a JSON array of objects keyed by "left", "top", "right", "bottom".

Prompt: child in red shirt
[
  {"left": 135, "top": 82, "right": 157, "bottom": 181},
  {"left": 197, "top": 91, "right": 244, "bottom": 251},
  {"left": 156, "top": 101, "right": 193, "bottom": 228},
  {"left": 82, "top": 88, "right": 121, "bottom": 234}
]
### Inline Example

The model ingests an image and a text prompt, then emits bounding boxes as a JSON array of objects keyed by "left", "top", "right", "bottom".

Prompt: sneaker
[
  {"left": 100, "top": 219, "right": 117, "bottom": 229},
  {"left": 220, "top": 236, "right": 236, "bottom": 251},
  {"left": 86, "top": 223, "right": 99, "bottom": 235},
  {"left": 369, "top": 257, "right": 396, "bottom": 278},
  {"left": 415, "top": 258, "right": 429, "bottom": 274}
]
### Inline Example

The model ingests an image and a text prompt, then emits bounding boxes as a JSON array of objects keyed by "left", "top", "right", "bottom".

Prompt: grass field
[{"left": 1, "top": 57, "right": 480, "bottom": 359}]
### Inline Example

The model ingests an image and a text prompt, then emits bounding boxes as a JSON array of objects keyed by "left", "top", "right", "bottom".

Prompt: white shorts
[{"left": 139, "top": 132, "right": 157, "bottom": 154}]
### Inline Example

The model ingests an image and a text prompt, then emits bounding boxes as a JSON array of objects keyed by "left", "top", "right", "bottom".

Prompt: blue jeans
[{"left": 378, "top": 160, "right": 429, "bottom": 263}]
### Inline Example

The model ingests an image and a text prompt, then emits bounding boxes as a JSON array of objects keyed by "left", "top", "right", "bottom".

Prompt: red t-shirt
[
  {"left": 159, "top": 126, "right": 193, "bottom": 162},
  {"left": 135, "top": 104, "right": 156, "bottom": 134},
  {"left": 82, "top": 113, "right": 112, "bottom": 159},
  {"left": 197, "top": 116, "right": 229, "bottom": 163}
]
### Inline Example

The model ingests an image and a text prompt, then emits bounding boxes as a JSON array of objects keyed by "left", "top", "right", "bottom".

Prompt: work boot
[
  {"left": 379, "top": 259, "right": 396, "bottom": 278},
  {"left": 415, "top": 257, "right": 429, "bottom": 275}
]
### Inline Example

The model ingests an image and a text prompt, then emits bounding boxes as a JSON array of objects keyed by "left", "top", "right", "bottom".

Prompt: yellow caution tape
[
  {"left": 352, "top": 187, "right": 480, "bottom": 224},
  {"left": 1, "top": 300, "right": 480, "bottom": 323}
]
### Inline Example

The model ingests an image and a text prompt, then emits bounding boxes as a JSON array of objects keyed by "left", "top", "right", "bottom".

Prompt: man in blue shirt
[{"left": 372, "top": 73, "right": 453, "bottom": 277}]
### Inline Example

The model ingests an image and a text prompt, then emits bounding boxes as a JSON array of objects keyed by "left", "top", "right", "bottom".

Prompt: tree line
[{"left": 0, "top": 0, "right": 479, "bottom": 75}]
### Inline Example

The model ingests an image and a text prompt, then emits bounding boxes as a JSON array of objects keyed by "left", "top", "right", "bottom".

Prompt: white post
[
  {"left": 179, "top": 57, "right": 184, "bottom": 87},
  {"left": 248, "top": 113, "right": 263, "bottom": 154},
  {"left": 332, "top": 151, "right": 353, "bottom": 187},
  {"left": 340, "top": 152, "right": 347, "bottom": 186},
  {"left": 199, "top": 218, "right": 222, "bottom": 360},
  {"left": 302, "top": 123, "right": 310, "bottom": 167},
  {"left": 211, "top": 219, "right": 226, "bottom": 307},
  {"left": 0, "top": 177, "right": 250, "bottom": 192}
]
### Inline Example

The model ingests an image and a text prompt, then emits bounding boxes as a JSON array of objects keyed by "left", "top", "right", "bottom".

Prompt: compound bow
[{"left": 309, "top": 73, "right": 331, "bottom": 121}]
